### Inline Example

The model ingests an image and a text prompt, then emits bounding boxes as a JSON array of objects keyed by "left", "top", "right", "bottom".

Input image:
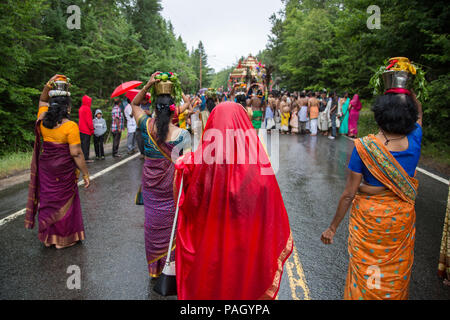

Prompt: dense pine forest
[
  {"left": 257, "top": 0, "right": 449, "bottom": 160},
  {"left": 0, "top": 0, "right": 448, "bottom": 163},
  {"left": 0, "top": 0, "right": 214, "bottom": 155}
]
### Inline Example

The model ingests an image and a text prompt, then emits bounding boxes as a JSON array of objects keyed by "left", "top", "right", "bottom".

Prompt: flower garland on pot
[
  {"left": 150, "top": 72, "right": 183, "bottom": 106},
  {"left": 369, "top": 57, "right": 428, "bottom": 102}
]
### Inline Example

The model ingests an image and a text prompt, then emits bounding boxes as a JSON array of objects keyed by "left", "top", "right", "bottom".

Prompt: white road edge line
[
  {"left": 342, "top": 135, "right": 449, "bottom": 185},
  {"left": 0, "top": 153, "right": 141, "bottom": 227}
]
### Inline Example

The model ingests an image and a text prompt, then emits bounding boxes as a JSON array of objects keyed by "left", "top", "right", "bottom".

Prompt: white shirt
[
  {"left": 124, "top": 104, "right": 137, "bottom": 133},
  {"left": 299, "top": 106, "right": 309, "bottom": 122}
]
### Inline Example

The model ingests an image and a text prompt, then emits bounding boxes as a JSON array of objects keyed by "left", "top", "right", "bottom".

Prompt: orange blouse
[{"left": 37, "top": 106, "right": 81, "bottom": 145}]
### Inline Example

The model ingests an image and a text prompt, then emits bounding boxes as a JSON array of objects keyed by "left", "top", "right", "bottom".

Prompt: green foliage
[
  {"left": 190, "top": 41, "right": 214, "bottom": 91},
  {"left": 0, "top": 0, "right": 204, "bottom": 155},
  {"left": 263, "top": 0, "right": 450, "bottom": 155},
  {"left": 211, "top": 66, "right": 234, "bottom": 91}
]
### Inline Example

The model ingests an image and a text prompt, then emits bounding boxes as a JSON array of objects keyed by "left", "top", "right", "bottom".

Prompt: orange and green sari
[
  {"left": 438, "top": 187, "right": 450, "bottom": 281},
  {"left": 345, "top": 135, "right": 419, "bottom": 300}
]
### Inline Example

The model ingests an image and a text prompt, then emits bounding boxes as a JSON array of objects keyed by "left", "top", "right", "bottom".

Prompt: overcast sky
[{"left": 160, "top": 0, "right": 283, "bottom": 72}]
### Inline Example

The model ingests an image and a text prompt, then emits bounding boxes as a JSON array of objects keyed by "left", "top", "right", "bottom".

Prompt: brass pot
[
  {"left": 382, "top": 70, "right": 414, "bottom": 91},
  {"left": 155, "top": 81, "right": 174, "bottom": 95}
]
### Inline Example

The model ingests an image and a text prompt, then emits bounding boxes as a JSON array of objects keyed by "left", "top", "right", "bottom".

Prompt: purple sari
[
  {"left": 142, "top": 118, "right": 177, "bottom": 278},
  {"left": 348, "top": 94, "right": 362, "bottom": 137},
  {"left": 143, "top": 158, "right": 176, "bottom": 278},
  {"left": 25, "top": 121, "right": 85, "bottom": 246}
]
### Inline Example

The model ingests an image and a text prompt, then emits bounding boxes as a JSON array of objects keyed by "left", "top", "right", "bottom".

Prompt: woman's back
[
  {"left": 38, "top": 106, "right": 80, "bottom": 145},
  {"left": 138, "top": 114, "right": 190, "bottom": 159},
  {"left": 349, "top": 123, "right": 422, "bottom": 187}
]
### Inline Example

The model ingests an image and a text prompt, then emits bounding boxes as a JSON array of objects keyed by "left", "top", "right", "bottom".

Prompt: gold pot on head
[{"left": 155, "top": 81, "right": 174, "bottom": 96}]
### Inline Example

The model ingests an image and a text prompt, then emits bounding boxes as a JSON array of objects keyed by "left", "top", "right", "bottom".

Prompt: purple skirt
[
  {"left": 142, "top": 158, "right": 176, "bottom": 277},
  {"left": 37, "top": 142, "right": 85, "bottom": 245}
]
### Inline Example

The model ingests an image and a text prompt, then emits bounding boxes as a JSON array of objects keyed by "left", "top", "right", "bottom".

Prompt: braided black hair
[
  {"left": 42, "top": 96, "right": 71, "bottom": 129},
  {"left": 155, "top": 94, "right": 175, "bottom": 145}
]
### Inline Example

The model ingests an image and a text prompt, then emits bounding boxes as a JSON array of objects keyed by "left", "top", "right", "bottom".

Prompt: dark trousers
[
  {"left": 136, "top": 128, "right": 144, "bottom": 155},
  {"left": 80, "top": 132, "right": 91, "bottom": 161},
  {"left": 93, "top": 134, "right": 105, "bottom": 158},
  {"left": 112, "top": 131, "right": 121, "bottom": 156},
  {"left": 331, "top": 113, "right": 337, "bottom": 137}
]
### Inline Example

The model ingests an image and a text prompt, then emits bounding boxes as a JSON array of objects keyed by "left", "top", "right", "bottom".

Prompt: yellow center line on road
[
  {"left": 285, "top": 244, "right": 311, "bottom": 300},
  {"left": 257, "top": 129, "right": 311, "bottom": 300}
]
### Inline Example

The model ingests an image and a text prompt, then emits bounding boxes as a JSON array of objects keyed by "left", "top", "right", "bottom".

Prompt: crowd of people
[{"left": 24, "top": 71, "right": 450, "bottom": 301}]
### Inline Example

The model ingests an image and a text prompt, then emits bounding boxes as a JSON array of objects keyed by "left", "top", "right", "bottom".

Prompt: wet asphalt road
[{"left": 0, "top": 134, "right": 449, "bottom": 300}]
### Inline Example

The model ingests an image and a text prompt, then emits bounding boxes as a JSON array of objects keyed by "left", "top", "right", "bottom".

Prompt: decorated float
[{"left": 227, "top": 55, "right": 272, "bottom": 93}]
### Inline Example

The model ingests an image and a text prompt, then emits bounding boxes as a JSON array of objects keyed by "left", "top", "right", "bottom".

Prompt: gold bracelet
[
  {"left": 46, "top": 81, "right": 54, "bottom": 89},
  {"left": 83, "top": 174, "right": 89, "bottom": 179}
]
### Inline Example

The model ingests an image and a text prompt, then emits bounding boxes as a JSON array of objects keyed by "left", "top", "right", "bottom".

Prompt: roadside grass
[
  {"left": 0, "top": 151, "right": 32, "bottom": 179},
  {"left": 358, "top": 109, "right": 450, "bottom": 168},
  {"left": 0, "top": 130, "right": 128, "bottom": 180},
  {"left": 357, "top": 109, "right": 379, "bottom": 138}
]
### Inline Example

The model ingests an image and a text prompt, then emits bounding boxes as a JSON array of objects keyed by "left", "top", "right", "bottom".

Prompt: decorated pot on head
[
  {"left": 49, "top": 75, "right": 71, "bottom": 97},
  {"left": 205, "top": 88, "right": 217, "bottom": 100},
  {"left": 382, "top": 57, "right": 416, "bottom": 94},
  {"left": 151, "top": 72, "right": 182, "bottom": 106}
]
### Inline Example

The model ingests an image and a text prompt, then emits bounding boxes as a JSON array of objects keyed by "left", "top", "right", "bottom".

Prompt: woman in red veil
[{"left": 174, "top": 101, "right": 293, "bottom": 300}]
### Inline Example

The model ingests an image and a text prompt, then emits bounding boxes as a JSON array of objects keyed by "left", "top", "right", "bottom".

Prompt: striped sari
[
  {"left": 345, "top": 135, "right": 418, "bottom": 300},
  {"left": 140, "top": 117, "right": 188, "bottom": 278}
]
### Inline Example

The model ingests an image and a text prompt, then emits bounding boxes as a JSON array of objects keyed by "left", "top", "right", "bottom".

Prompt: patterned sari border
[
  {"left": 356, "top": 136, "right": 418, "bottom": 203},
  {"left": 259, "top": 232, "right": 294, "bottom": 300},
  {"left": 148, "top": 244, "right": 176, "bottom": 265},
  {"left": 39, "top": 231, "right": 85, "bottom": 246},
  {"left": 363, "top": 137, "right": 416, "bottom": 198}
]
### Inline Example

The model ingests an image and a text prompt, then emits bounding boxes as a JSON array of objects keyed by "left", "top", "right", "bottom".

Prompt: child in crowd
[{"left": 93, "top": 109, "right": 107, "bottom": 160}]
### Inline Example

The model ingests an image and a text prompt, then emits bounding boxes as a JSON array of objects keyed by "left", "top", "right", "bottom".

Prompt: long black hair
[
  {"left": 155, "top": 94, "right": 175, "bottom": 145},
  {"left": 206, "top": 97, "right": 217, "bottom": 113},
  {"left": 42, "top": 96, "right": 71, "bottom": 129},
  {"left": 235, "top": 94, "right": 247, "bottom": 107}
]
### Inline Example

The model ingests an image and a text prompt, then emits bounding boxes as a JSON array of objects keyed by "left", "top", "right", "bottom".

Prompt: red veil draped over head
[{"left": 174, "top": 102, "right": 293, "bottom": 300}]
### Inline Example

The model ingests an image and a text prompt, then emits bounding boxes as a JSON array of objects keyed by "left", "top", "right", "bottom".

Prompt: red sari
[{"left": 174, "top": 102, "right": 293, "bottom": 300}]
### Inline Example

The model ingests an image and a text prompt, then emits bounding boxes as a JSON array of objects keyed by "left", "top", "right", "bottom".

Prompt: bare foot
[
  {"left": 44, "top": 243, "right": 52, "bottom": 248},
  {"left": 56, "top": 242, "right": 77, "bottom": 250}
]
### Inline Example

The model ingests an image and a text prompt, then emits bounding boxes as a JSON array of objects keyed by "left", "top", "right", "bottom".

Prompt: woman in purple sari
[
  {"left": 348, "top": 94, "right": 363, "bottom": 138},
  {"left": 131, "top": 72, "right": 192, "bottom": 278},
  {"left": 26, "top": 75, "right": 90, "bottom": 249}
]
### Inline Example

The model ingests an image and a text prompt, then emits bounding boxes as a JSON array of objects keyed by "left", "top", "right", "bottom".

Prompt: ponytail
[{"left": 154, "top": 94, "right": 175, "bottom": 145}]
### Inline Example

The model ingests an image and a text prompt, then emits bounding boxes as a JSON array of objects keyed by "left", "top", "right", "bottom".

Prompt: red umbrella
[
  {"left": 110, "top": 81, "right": 142, "bottom": 98},
  {"left": 125, "top": 89, "right": 151, "bottom": 102}
]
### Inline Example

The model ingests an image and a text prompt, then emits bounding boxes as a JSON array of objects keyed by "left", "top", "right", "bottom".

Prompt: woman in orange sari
[{"left": 321, "top": 91, "right": 423, "bottom": 300}]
